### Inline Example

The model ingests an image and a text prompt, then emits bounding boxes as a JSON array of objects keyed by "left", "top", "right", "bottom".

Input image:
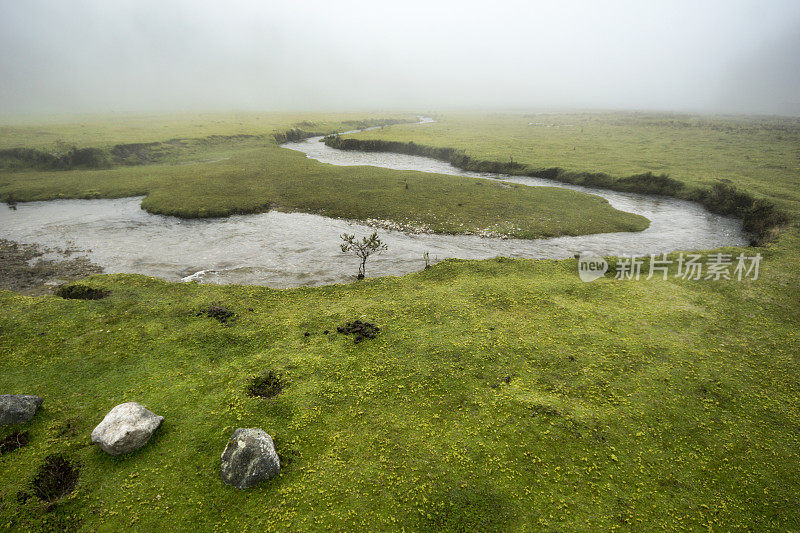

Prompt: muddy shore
[{"left": 0, "top": 238, "right": 102, "bottom": 295}]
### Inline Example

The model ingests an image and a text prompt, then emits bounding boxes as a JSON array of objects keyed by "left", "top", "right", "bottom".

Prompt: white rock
[{"left": 91, "top": 402, "right": 163, "bottom": 455}]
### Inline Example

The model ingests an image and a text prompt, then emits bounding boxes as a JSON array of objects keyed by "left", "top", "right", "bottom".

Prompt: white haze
[{"left": 1, "top": 0, "right": 799, "bottom": 116}]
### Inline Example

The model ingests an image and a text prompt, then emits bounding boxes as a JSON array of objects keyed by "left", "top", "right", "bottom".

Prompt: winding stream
[{"left": 0, "top": 121, "right": 746, "bottom": 287}]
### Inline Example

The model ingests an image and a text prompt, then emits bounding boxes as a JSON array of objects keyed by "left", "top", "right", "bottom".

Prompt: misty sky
[{"left": 1, "top": 0, "right": 799, "bottom": 116}]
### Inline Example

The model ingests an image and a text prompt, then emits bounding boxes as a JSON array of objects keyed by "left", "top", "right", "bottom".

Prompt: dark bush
[
  {"left": 60, "top": 147, "right": 106, "bottom": 169},
  {"left": 0, "top": 146, "right": 106, "bottom": 170},
  {"left": 54, "top": 284, "right": 109, "bottom": 300},
  {"left": 273, "top": 129, "right": 323, "bottom": 144},
  {"left": 699, "top": 182, "right": 754, "bottom": 216},
  {"left": 615, "top": 172, "right": 686, "bottom": 195}
]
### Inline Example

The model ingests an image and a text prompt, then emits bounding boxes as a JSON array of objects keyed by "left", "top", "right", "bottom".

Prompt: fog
[{"left": 1, "top": 0, "right": 799, "bottom": 116}]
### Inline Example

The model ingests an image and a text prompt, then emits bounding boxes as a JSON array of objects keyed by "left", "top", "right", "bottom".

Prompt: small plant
[
  {"left": 340, "top": 231, "right": 387, "bottom": 280},
  {"left": 423, "top": 251, "right": 431, "bottom": 269}
]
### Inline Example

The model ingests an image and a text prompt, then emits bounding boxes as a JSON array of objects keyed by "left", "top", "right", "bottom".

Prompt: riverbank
[{"left": 0, "top": 238, "right": 101, "bottom": 295}]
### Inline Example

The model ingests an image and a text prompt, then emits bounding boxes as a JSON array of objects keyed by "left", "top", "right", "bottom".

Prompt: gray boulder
[
  {"left": 220, "top": 428, "right": 280, "bottom": 489},
  {"left": 0, "top": 394, "right": 43, "bottom": 425},
  {"left": 91, "top": 402, "right": 163, "bottom": 455}
]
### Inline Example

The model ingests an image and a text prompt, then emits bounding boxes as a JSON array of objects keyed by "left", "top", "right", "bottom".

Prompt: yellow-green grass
[
  {"left": 1, "top": 235, "right": 799, "bottom": 530},
  {"left": 0, "top": 114, "right": 647, "bottom": 238}
]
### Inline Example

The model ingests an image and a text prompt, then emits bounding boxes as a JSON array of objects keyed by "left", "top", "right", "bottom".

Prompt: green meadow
[{"left": 0, "top": 112, "right": 799, "bottom": 531}]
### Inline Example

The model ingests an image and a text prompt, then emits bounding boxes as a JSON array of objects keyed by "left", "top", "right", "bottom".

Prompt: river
[{"left": 0, "top": 121, "right": 746, "bottom": 287}]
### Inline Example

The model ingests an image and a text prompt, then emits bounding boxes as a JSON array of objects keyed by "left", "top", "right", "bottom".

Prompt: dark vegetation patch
[
  {"left": 110, "top": 141, "right": 163, "bottom": 164},
  {"left": 337, "top": 320, "right": 380, "bottom": 343},
  {"left": 0, "top": 430, "right": 30, "bottom": 454},
  {"left": 272, "top": 129, "right": 325, "bottom": 144},
  {"left": 55, "top": 283, "right": 109, "bottom": 300},
  {"left": 324, "top": 136, "right": 790, "bottom": 245},
  {"left": 197, "top": 304, "right": 236, "bottom": 324},
  {"left": 31, "top": 454, "right": 80, "bottom": 503},
  {"left": 0, "top": 147, "right": 107, "bottom": 171},
  {"left": 247, "top": 371, "right": 287, "bottom": 398},
  {"left": 415, "top": 483, "right": 514, "bottom": 532},
  {"left": 1, "top": 133, "right": 267, "bottom": 171}
]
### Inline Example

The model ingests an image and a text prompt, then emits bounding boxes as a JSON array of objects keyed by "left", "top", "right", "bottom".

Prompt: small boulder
[
  {"left": 91, "top": 402, "right": 163, "bottom": 455},
  {"left": 0, "top": 395, "right": 43, "bottom": 426},
  {"left": 220, "top": 428, "right": 280, "bottom": 489}
]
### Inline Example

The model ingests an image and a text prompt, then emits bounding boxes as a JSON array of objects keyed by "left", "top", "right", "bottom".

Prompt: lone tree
[{"left": 340, "top": 231, "right": 388, "bottom": 280}]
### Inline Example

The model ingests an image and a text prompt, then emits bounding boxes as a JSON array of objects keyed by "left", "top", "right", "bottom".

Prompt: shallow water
[{"left": 0, "top": 122, "right": 746, "bottom": 287}]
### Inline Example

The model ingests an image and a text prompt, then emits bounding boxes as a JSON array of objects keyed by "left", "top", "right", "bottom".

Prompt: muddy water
[{"left": 0, "top": 124, "right": 746, "bottom": 288}]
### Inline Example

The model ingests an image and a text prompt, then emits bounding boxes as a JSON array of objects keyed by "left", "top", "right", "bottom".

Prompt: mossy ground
[{"left": 0, "top": 112, "right": 799, "bottom": 531}]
